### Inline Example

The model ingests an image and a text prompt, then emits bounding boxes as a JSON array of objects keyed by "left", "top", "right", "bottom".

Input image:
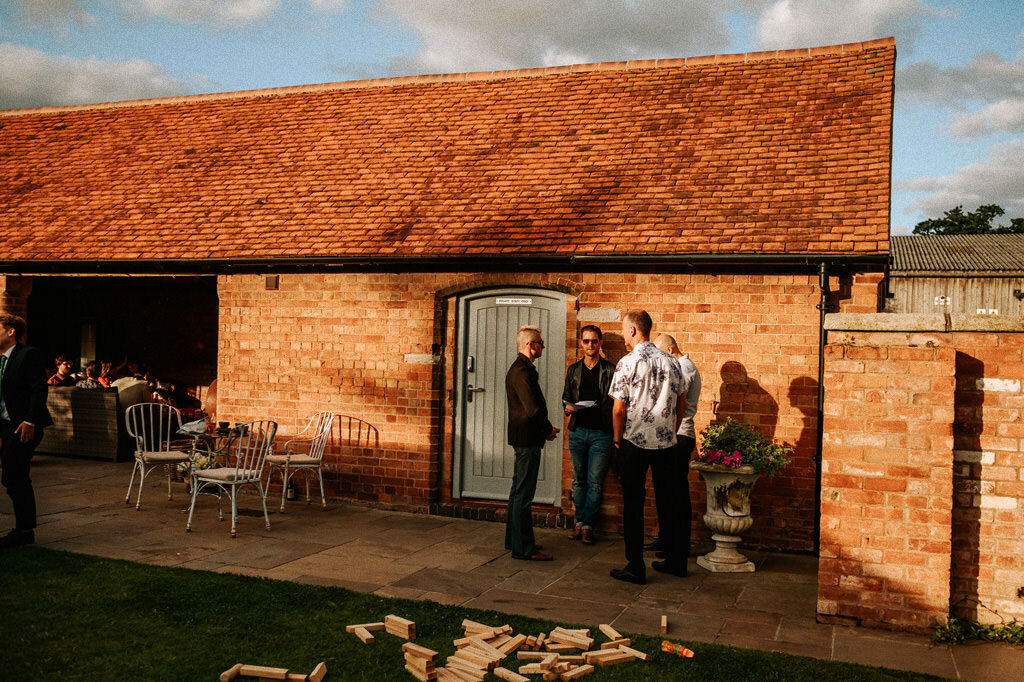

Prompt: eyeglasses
[
  {"left": 581, "top": 339, "right": 600, "bottom": 344},
  {"left": 530, "top": 341, "right": 545, "bottom": 348}
]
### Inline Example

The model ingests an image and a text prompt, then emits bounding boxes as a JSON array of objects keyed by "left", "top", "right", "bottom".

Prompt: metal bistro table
[{"left": 178, "top": 424, "right": 242, "bottom": 508}]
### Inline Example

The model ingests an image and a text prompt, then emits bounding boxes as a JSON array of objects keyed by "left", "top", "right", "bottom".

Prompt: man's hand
[
  {"left": 546, "top": 427, "right": 560, "bottom": 441},
  {"left": 15, "top": 422, "right": 35, "bottom": 444},
  {"left": 564, "top": 404, "right": 576, "bottom": 415}
]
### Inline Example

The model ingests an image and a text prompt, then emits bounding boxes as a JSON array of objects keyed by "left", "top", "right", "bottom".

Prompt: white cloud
[
  {"left": 0, "top": 43, "right": 189, "bottom": 110},
  {"left": 899, "top": 52, "right": 1024, "bottom": 108},
  {"left": 376, "top": 0, "right": 736, "bottom": 74},
  {"left": 121, "top": 0, "right": 278, "bottom": 25},
  {"left": 754, "top": 0, "right": 940, "bottom": 51},
  {"left": 949, "top": 98, "right": 1024, "bottom": 139},
  {"left": 898, "top": 140, "right": 1024, "bottom": 217},
  {"left": 2, "top": 0, "right": 93, "bottom": 36},
  {"left": 308, "top": 0, "right": 349, "bottom": 12}
]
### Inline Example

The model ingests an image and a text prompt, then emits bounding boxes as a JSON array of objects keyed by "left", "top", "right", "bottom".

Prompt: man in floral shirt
[{"left": 608, "top": 310, "right": 686, "bottom": 584}]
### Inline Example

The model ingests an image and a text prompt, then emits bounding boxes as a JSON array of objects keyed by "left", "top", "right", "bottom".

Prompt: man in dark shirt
[
  {"left": 504, "top": 325, "right": 559, "bottom": 561},
  {"left": 562, "top": 325, "right": 615, "bottom": 545}
]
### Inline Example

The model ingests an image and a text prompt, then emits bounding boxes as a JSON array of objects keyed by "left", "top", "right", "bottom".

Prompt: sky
[{"left": 1, "top": 0, "right": 1021, "bottom": 235}]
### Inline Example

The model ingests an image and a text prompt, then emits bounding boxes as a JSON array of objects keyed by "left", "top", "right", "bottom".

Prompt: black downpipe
[{"left": 813, "top": 262, "right": 836, "bottom": 555}]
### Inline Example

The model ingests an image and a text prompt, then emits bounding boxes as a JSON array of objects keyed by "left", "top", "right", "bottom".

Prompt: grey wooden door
[{"left": 454, "top": 288, "right": 565, "bottom": 504}]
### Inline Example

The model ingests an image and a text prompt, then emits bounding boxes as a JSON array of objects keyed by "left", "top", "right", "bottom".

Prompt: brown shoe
[
  {"left": 581, "top": 528, "right": 594, "bottom": 545},
  {"left": 524, "top": 551, "right": 553, "bottom": 561},
  {"left": 568, "top": 525, "right": 582, "bottom": 541}
]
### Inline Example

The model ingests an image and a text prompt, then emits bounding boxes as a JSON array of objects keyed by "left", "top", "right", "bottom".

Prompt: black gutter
[
  {"left": 0, "top": 253, "right": 888, "bottom": 275},
  {"left": 813, "top": 262, "right": 837, "bottom": 555}
]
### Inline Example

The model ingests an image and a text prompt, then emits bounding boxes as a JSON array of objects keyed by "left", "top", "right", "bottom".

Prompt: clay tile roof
[
  {"left": 892, "top": 234, "right": 1024, "bottom": 274},
  {"left": 0, "top": 38, "right": 894, "bottom": 266}
]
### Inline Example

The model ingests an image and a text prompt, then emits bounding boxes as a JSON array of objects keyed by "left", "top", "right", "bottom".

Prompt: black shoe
[
  {"left": 655, "top": 550, "right": 667, "bottom": 559},
  {"left": 609, "top": 567, "right": 646, "bottom": 584},
  {"left": 651, "top": 559, "right": 687, "bottom": 577},
  {"left": 0, "top": 529, "right": 34, "bottom": 548},
  {"left": 644, "top": 538, "right": 666, "bottom": 552}
]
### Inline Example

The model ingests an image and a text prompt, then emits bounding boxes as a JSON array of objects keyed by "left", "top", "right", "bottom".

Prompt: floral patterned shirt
[{"left": 609, "top": 341, "right": 685, "bottom": 449}]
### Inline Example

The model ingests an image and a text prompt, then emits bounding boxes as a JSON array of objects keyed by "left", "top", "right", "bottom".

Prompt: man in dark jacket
[
  {"left": 561, "top": 324, "right": 615, "bottom": 545},
  {"left": 0, "top": 314, "right": 53, "bottom": 548},
  {"left": 505, "top": 324, "right": 559, "bottom": 561}
]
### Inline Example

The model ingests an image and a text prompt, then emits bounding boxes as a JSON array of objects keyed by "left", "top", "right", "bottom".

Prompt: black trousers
[
  {"left": 653, "top": 436, "right": 695, "bottom": 561},
  {"left": 0, "top": 419, "right": 43, "bottom": 531},
  {"left": 618, "top": 440, "right": 681, "bottom": 575}
]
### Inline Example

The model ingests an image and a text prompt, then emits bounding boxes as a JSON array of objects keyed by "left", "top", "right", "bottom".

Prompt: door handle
[{"left": 466, "top": 385, "right": 485, "bottom": 403}]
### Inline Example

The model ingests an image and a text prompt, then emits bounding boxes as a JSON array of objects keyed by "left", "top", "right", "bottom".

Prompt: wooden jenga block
[
  {"left": 308, "top": 661, "right": 327, "bottom": 682},
  {"left": 525, "top": 636, "right": 537, "bottom": 648},
  {"left": 492, "top": 667, "right": 531, "bottom": 682},
  {"left": 285, "top": 674, "right": 307, "bottom": 682},
  {"left": 600, "top": 638, "right": 630, "bottom": 649},
  {"left": 542, "top": 672, "right": 559, "bottom": 681},
  {"left": 533, "top": 633, "right": 546, "bottom": 651},
  {"left": 543, "top": 643, "right": 579, "bottom": 653},
  {"left": 517, "top": 664, "right": 545, "bottom": 675},
  {"left": 220, "top": 664, "right": 244, "bottom": 681},
  {"left": 489, "top": 634, "right": 513, "bottom": 648},
  {"left": 445, "top": 658, "right": 488, "bottom": 680},
  {"left": 386, "top": 614, "right": 416, "bottom": 640},
  {"left": 548, "top": 629, "right": 593, "bottom": 650},
  {"left": 539, "top": 653, "right": 558, "bottom": 669},
  {"left": 434, "top": 669, "right": 461, "bottom": 682},
  {"left": 402, "top": 642, "right": 440, "bottom": 664},
  {"left": 559, "top": 628, "right": 590, "bottom": 637},
  {"left": 405, "top": 653, "right": 436, "bottom": 675},
  {"left": 558, "top": 656, "right": 585, "bottom": 663},
  {"left": 466, "top": 636, "right": 504, "bottom": 660},
  {"left": 450, "top": 648, "right": 495, "bottom": 671},
  {"left": 581, "top": 650, "right": 620, "bottom": 664},
  {"left": 660, "top": 615, "right": 668, "bottom": 634},
  {"left": 239, "top": 665, "right": 289, "bottom": 679},
  {"left": 404, "top": 663, "right": 439, "bottom": 681},
  {"left": 598, "top": 624, "right": 622, "bottom": 641},
  {"left": 497, "top": 633, "right": 527, "bottom": 655},
  {"left": 345, "top": 622, "right": 385, "bottom": 633},
  {"left": 617, "top": 644, "right": 650, "bottom": 662},
  {"left": 594, "top": 651, "right": 633, "bottom": 666},
  {"left": 517, "top": 651, "right": 547, "bottom": 660},
  {"left": 353, "top": 626, "right": 375, "bottom": 644},
  {"left": 559, "top": 664, "right": 594, "bottom": 680}
]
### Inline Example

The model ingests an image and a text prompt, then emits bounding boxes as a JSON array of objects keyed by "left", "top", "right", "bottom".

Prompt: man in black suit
[
  {"left": 0, "top": 314, "right": 53, "bottom": 548},
  {"left": 504, "top": 324, "right": 559, "bottom": 561}
]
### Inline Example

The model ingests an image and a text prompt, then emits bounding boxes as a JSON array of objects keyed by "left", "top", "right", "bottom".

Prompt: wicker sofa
[{"left": 36, "top": 387, "right": 133, "bottom": 461}]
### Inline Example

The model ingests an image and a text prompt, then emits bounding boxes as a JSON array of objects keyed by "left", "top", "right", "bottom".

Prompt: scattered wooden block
[
  {"left": 517, "top": 651, "right": 548, "bottom": 661},
  {"left": 517, "top": 664, "right": 545, "bottom": 675},
  {"left": 497, "top": 633, "right": 527, "bottom": 655},
  {"left": 345, "top": 622, "right": 385, "bottom": 633},
  {"left": 404, "top": 663, "right": 439, "bottom": 681},
  {"left": 581, "top": 650, "right": 620, "bottom": 664},
  {"left": 450, "top": 648, "right": 496, "bottom": 671},
  {"left": 353, "top": 626, "right": 375, "bottom": 644},
  {"left": 539, "top": 653, "right": 558, "bottom": 670},
  {"left": 492, "top": 667, "right": 531, "bottom": 682},
  {"left": 466, "top": 636, "right": 504, "bottom": 658},
  {"left": 220, "top": 663, "right": 244, "bottom": 681},
  {"left": 594, "top": 651, "right": 634, "bottom": 666},
  {"left": 548, "top": 628, "right": 593, "bottom": 650},
  {"left": 558, "top": 655, "right": 585, "bottom": 663},
  {"left": 660, "top": 615, "right": 668, "bottom": 634},
  {"left": 617, "top": 644, "right": 650, "bottom": 662},
  {"left": 308, "top": 662, "right": 327, "bottom": 682},
  {"left": 386, "top": 614, "right": 417, "bottom": 640},
  {"left": 285, "top": 673, "right": 307, "bottom": 682},
  {"left": 598, "top": 624, "right": 621, "bottom": 641},
  {"left": 435, "top": 668, "right": 462, "bottom": 682},
  {"left": 600, "top": 637, "right": 630, "bottom": 649},
  {"left": 405, "top": 653, "right": 436, "bottom": 675},
  {"left": 559, "top": 664, "right": 594, "bottom": 680},
  {"left": 533, "top": 633, "right": 546, "bottom": 651},
  {"left": 402, "top": 643, "right": 439, "bottom": 664},
  {"left": 489, "top": 634, "right": 513, "bottom": 648},
  {"left": 525, "top": 636, "right": 537, "bottom": 648},
  {"left": 444, "top": 658, "right": 488, "bottom": 681},
  {"left": 543, "top": 643, "right": 579, "bottom": 653},
  {"left": 239, "top": 665, "right": 289, "bottom": 680}
]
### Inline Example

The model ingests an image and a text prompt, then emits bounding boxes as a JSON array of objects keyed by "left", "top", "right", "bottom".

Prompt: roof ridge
[{"left": 0, "top": 37, "right": 894, "bottom": 118}]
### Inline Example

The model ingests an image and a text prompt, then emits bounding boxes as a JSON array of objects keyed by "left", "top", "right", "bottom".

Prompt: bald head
[
  {"left": 654, "top": 334, "right": 679, "bottom": 356},
  {"left": 516, "top": 325, "right": 542, "bottom": 352}
]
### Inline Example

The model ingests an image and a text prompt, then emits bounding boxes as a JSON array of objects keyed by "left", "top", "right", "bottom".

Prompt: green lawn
[{"left": 0, "top": 548, "right": 947, "bottom": 681}]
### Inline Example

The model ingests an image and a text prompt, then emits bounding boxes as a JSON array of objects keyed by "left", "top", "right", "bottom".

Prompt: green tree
[{"left": 913, "top": 204, "right": 1024, "bottom": 235}]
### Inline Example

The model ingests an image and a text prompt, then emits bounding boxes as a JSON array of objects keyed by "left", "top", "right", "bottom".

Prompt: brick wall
[
  {"left": 820, "top": 314, "right": 1024, "bottom": 631},
  {"left": 0, "top": 275, "right": 32, "bottom": 321},
  {"left": 216, "top": 267, "right": 881, "bottom": 552}
]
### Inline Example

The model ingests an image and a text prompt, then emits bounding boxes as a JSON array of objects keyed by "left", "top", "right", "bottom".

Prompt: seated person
[
  {"left": 112, "top": 374, "right": 150, "bottom": 410},
  {"left": 47, "top": 354, "right": 76, "bottom": 386},
  {"left": 98, "top": 359, "right": 114, "bottom": 387},
  {"left": 76, "top": 361, "right": 104, "bottom": 389}
]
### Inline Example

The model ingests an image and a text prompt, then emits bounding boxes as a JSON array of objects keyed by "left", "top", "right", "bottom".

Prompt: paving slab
[
  {"left": 832, "top": 629, "right": 958, "bottom": 678},
  {"left": 612, "top": 603, "right": 722, "bottom": 643},
  {"left": 950, "top": 641, "right": 1023, "bottom": 682},
  {"left": 391, "top": 567, "right": 502, "bottom": 598},
  {"left": 464, "top": 588, "right": 622, "bottom": 625}
]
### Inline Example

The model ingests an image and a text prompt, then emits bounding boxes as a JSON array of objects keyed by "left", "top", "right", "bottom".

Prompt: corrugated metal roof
[{"left": 891, "top": 234, "right": 1024, "bottom": 273}]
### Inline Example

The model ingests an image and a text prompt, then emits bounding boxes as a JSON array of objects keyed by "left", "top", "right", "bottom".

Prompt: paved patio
[{"left": 3, "top": 455, "right": 1019, "bottom": 681}]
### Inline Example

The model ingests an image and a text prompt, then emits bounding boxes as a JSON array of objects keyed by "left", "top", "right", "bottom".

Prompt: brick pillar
[
  {"left": 0, "top": 275, "right": 32, "bottom": 319},
  {"left": 818, "top": 332, "right": 954, "bottom": 632}
]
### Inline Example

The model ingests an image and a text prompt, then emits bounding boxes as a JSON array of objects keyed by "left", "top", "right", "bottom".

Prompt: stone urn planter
[
  {"left": 690, "top": 462, "right": 761, "bottom": 573},
  {"left": 692, "top": 418, "right": 793, "bottom": 574}
]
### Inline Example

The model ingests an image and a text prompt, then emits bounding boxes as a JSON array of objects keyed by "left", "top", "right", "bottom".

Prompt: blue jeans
[
  {"left": 568, "top": 428, "right": 612, "bottom": 529},
  {"left": 505, "top": 445, "right": 542, "bottom": 559}
]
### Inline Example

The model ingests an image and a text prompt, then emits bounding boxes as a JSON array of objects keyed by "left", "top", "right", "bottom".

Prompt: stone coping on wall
[{"left": 825, "top": 313, "right": 1024, "bottom": 333}]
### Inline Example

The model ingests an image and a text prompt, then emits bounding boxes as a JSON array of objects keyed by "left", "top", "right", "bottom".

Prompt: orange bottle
[{"left": 661, "top": 640, "right": 695, "bottom": 658}]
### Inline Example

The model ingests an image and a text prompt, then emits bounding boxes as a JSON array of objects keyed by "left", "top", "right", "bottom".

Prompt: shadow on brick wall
[
  {"left": 952, "top": 351, "right": 983, "bottom": 620},
  {"left": 712, "top": 360, "right": 778, "bottom": 439}
]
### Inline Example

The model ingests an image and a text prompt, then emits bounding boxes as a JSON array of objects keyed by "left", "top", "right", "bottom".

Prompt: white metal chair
[
  {"left": 124, "top": 403, "right": 191, "bottom": 510},
  {"left": 186, "top": 420, "right": 277, "bottom": 537},
  {"left": 266, "top": 411, "right": 335, "bottom": 512}
]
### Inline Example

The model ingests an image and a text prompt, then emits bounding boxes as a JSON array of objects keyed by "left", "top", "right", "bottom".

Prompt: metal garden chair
[
  {"left": 124, "top": 403, "right": 191, "bottom": 510},
  {"left": 185, "top": 420, "right": 277, "bottom": 537},
  {"left": 266, "top": 411, "right": 335, "bottom": 512}
]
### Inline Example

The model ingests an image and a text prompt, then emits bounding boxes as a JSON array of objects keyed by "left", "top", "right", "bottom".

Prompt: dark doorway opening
[{"left": 26, "top": 276, "right": 218, "bottom": 391}]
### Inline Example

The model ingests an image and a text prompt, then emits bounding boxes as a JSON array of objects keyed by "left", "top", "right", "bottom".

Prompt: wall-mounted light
[{"left": 1014, "top": 289, "right": 1023, "bottom": 301}]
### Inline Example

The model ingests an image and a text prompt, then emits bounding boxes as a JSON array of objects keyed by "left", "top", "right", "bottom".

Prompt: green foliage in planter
[
  {"left": 933, "top": 617, "right": 1024, "bottom": 646},
  {"left": 698, "top": 418, "right": 792, "bottom": 477}
]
